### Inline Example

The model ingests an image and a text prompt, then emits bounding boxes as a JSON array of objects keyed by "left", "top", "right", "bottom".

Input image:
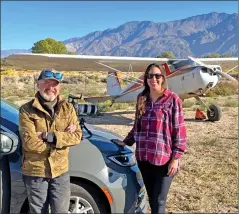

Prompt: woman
[{"left": 114, "top": 63, "right": 187, "bottom": 214}]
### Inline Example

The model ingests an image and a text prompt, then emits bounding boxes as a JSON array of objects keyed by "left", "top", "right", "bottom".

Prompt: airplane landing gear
[
  {"left": 194, "top": 97, "right": 222, "bottom": 122},
  {"left": 206, "top": 104, "right": 222, "bottom": 122}
]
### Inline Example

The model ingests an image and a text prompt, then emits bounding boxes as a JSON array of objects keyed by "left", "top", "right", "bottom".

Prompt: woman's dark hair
[{"left": 137, "top": 63, "right": 166, "bottom": 118}]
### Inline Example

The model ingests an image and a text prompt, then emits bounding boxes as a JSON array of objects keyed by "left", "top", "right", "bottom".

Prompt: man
[{"left": 19, "top": 69, "right": 82, "bottom": 213}]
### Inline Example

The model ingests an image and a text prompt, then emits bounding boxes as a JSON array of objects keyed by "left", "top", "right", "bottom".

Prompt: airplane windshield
[{"left": 169, "top": 59, "right": 197, "bottom": 71}]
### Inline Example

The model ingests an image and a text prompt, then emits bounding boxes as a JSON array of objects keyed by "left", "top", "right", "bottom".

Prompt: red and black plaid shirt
[{"left": 124, "top": 89, "right": 187, "bottom": 166}]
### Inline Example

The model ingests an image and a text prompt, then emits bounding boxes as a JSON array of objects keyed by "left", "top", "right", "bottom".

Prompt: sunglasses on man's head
[
  {"left": 147, "top": 73, "right": 164, "bottom": 79},
  {"left": 43, "top": 70, "right": 63, "bottom": 80}
]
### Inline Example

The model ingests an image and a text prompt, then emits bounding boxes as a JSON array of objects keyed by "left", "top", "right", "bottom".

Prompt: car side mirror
[{"left": 0, "top": 131, "right": 19, "bottom": 155}]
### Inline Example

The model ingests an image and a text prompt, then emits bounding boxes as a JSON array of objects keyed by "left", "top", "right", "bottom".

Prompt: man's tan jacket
[{"left": 19, "top": 94, "right": 82, "bottom": 178}]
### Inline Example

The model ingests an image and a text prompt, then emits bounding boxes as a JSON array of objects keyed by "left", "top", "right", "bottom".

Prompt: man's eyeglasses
[
  {"left": 43, "top": 70, "right": 63, "bottom": 80},
  {"left": 147, "top": 74, "right": 164, "bottom": 79}
]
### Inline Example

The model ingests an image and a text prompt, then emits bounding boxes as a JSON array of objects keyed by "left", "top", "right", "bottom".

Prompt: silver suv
[{"left": 0, "top": 99, "right": 147, "bottom": 213}]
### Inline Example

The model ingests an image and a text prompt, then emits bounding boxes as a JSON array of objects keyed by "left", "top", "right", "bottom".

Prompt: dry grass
[
  {"left": 166, "top": 107, "right": 238, "bottom": 213},
  {"left": 1, "top": 71, "right": 238, "bottom": 213},
  {"left": 207, "top": 81, "right": 238, "bottom": 97}
]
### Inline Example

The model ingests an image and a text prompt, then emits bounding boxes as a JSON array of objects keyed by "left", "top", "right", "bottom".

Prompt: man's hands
[
  {"left": 37, "top": 124, "right": 77, "bottom": 140},
  {"left": 37, "top": 132, "right": 43, "bottom": 140},
  {"left": 167, "top": 158, "right": 179, "bottom": 177}
]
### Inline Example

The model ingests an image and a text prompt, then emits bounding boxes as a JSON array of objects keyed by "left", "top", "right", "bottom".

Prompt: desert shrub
[
  {"left": 223, "top": 100, "right": 238, "bottom": 107},
  {"left": 85, "top": 87, "right": 105, "bottom": 96},
  {"left": 207, "top": 81, "right": 238, "bottom": 97},
  {"left": 62, "top": 76, "right": 83, "bottom": 84},
  {"left": 101, "top": 78, "right": 107, "bottom": 83},
  {"left": 2, "top": 76, "right": 19, "bottom": 84},
  {"left": 98, "top": 100, "right": 135, "bottom": 112},
  {"left": 1, "top": 68, "right": 18, "bottom": 76},
  {"left": 85, "top": 76, "right": 98, "bottom": 84},
  {"left": 182, "top": 100, "right": 195, "bottom": 108},
  {"left": 18, "top": 75, "right": 34, "bottom": 84}
]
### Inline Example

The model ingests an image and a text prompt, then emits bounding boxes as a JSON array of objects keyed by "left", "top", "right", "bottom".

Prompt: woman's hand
[
  {"left": 167, "top": 158, "right": 179, "bottom": 177},
  {"left": 111, "top": 139, "right": 126, "bottom": 147}
]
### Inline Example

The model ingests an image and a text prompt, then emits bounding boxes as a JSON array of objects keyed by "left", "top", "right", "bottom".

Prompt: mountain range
[{"left": 1, "top": 12, "right": 238, "bottom": 58}]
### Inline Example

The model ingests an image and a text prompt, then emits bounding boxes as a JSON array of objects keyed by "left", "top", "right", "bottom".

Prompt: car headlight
[
  {"left": 0, "top": 133, "right": 13, "bottom": 153},
  {"left": 107, "top": 153, "right": 136, "bottom": 167}
]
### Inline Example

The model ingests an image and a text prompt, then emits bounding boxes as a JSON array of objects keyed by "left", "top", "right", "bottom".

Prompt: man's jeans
[{"left": 23, "top": 172, "right": 70, "bottom": 214}]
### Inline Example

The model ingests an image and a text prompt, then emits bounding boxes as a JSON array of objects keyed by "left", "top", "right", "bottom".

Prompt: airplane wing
[
  {"left": 197, "top": 57, "right": 238, "bottom": 72},
  {"left": 6, "top": 53, "right": 184, "bottom": 72}
]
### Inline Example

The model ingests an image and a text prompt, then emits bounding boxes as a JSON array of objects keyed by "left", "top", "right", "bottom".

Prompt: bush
[
  {"left": 207, "top": 81, "right": 238, "bottom": 97},
  {"left": 182, "top": 100, "right": 195, "bottom": 108},
  {"left": 62, "top": 76, "right": 83, "bottom": 84},
  {"left": 18, "top": 76, "right": 34, "bottom": 84},
  {"left": 98, "top": 100, "right": 135, "bottom": 112},
  {"left": 223, "top": 100, "right": 238, "bottom": 107}
]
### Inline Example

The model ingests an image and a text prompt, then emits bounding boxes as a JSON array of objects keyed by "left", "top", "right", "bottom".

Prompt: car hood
[
  {"left": 1, "top": 100, "right": 19, "bottom": 133},
  {"left": 84, "top": 123, "right": 133, "bottom": 155}
]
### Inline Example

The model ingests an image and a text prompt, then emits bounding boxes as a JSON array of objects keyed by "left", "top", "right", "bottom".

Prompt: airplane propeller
[
  {"left": 188, "top": 56, "right": 238, "bottom": 83},
  {"left": 215, "top": 70, "right": 238, "bottom": 82}
]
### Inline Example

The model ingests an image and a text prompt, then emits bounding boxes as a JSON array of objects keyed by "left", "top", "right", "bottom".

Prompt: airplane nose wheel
[{"left": 206, "top": 104, "right": 222, "bottom": 121}]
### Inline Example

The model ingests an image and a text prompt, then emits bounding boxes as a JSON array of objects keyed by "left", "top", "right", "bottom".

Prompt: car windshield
[{"left": 1, "top": 99, "right": 19, "bottom": 125}]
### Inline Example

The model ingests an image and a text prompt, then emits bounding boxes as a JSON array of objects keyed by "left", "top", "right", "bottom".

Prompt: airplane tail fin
[
  {"left": 162, "top": 63, "right": 172, "bottom": 76},
  {"left": 107, "top": 71, "right": 122, "bottom": 96}
]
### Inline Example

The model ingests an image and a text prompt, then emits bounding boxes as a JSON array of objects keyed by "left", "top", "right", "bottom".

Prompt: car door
[
  {"left": 0, "top": 127, "right": 16, "bottom": 214},
  {"left": 0, "top": 149, "right": 11, "bottom": 213},
  {"left": 1, "top": 100, "right": 27, "bottom": 213},
  {"left": 8, "top": 138, "right": 27, "bottom": 213}
]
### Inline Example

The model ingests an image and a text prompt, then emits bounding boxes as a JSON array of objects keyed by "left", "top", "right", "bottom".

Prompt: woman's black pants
[{"left": 138, "top": 161, "right": 174, "bottom": 214}]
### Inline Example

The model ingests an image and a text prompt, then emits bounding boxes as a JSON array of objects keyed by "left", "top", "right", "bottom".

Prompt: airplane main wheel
[{"left": 207, "top": 104, "right": 222, "bottom": 121}]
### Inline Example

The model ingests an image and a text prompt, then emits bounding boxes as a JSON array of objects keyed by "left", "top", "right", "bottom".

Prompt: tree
[
  {"left": 157, "top": 51, "right": 175, "bottom": 58},
  {"left": 220, "top": 53, "right": 232, "bottom": 58},
  {"left": 32, "top": 38, "right": 68, "bottom": 54},
  {"left": 67, "top": 51, "right": 77, "bottom": 55},
  {"left": 203, "top": 53, "right": 220, "bottom": 58},
  {"left": 203, "top": 53, "right": 233, "bottom": 58}
]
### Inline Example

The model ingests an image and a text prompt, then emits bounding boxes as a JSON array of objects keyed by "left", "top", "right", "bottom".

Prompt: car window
[
  {"left": 1, "top": 98, "right": 19, "bottom": 109},
  {"left": 1, "top": 99, "right": 19, "bottom": 125}
]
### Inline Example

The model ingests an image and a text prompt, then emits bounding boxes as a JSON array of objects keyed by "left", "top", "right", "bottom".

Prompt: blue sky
[{"left": 2, "top": 1, "right": 238, "bottom": 50}]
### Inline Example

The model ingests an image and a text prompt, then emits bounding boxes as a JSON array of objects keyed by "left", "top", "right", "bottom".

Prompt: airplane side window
[
  {"left": 172, "top": 60, "right": 193, "bottom": 71},
  {"left": 168, "top": 65, "right": 175, "bottom": 71}
]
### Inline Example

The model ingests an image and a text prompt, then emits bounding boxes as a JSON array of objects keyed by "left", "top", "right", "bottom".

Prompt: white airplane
[{"left": 6, "top": 53, "right": 238, "bottom": 121}]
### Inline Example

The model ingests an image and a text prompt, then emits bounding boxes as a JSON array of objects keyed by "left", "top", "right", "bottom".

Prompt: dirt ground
[{"left": 84, "top": 106, "right": 238, "bottom": 213}]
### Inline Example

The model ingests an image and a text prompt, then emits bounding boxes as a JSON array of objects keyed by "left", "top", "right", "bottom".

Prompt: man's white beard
[{"left": 41, "top": 92, "right": 57, "bottom": 102}]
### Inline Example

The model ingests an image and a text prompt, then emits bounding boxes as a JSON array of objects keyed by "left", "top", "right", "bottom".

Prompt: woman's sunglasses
[
  {"left": 147, "top": 74, "right": 164, "bottom": 79},
  {"left": 43, "top": 70, "right": 63, "bottom": 80}
]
